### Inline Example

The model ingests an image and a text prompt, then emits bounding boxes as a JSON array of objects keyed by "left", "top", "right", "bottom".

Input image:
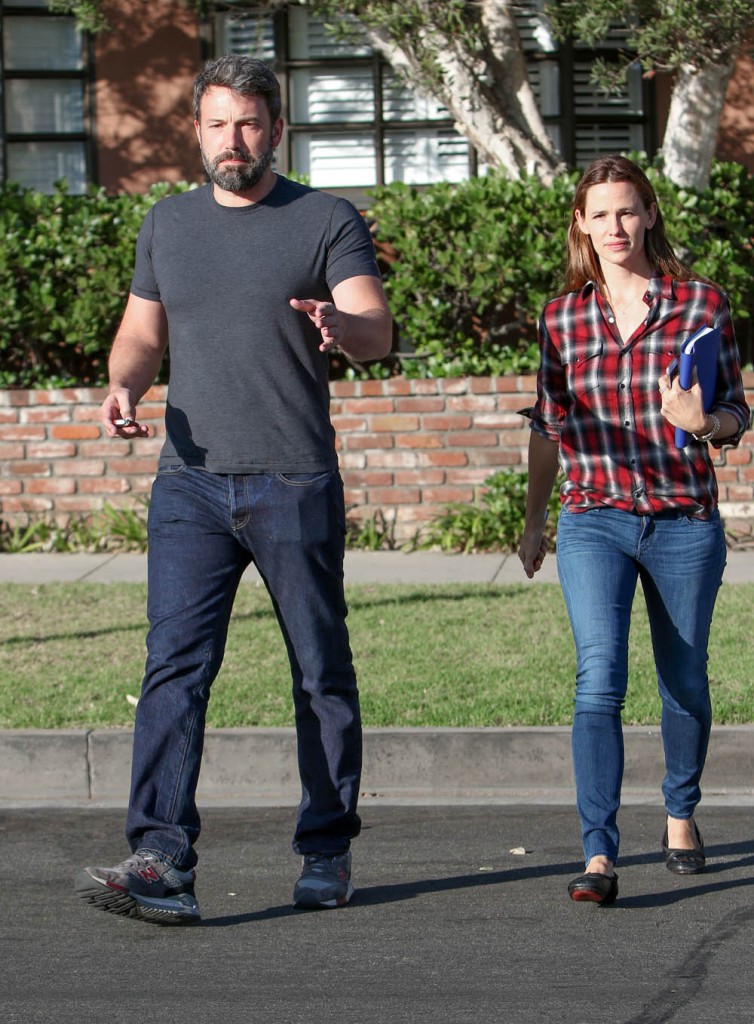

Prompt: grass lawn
[{"left": 1, "top": 581, "right": 752, "bottom": 729}]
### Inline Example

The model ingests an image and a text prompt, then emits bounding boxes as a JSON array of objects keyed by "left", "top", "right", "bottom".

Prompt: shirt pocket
[{"left": 564, "top": 336, "right": 603, "bottom": 399}]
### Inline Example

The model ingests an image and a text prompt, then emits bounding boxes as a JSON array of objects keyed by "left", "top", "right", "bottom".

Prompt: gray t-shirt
[{"left": 130, "top": 177, "right": 381, "bottom": 473}]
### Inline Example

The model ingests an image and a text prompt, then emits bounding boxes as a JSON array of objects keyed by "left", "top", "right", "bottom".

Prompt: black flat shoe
[
  {"left": 567, "top": 872, "right": 618, "bottom": 906},
  {"left": 662, "top": 823, "right": 705, "bottom": 875}
]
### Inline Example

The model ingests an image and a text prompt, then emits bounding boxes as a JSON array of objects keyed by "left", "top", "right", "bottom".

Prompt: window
[
  {"left": 1, "top": 0, "right": 91, "bottom": 192},
  {"left": 216, "top": 4, "right": 473, "bottom": 195},
  {"left": 213, "top": 2, "right": 655, "bottom": 195},
  {"left": 518, "top": 1, "right": 652, "bottom": 167}
]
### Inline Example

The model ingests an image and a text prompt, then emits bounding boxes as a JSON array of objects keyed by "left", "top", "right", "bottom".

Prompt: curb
[
  {"left": 3, "top": 725, "right": 753, "bottom": 807},
  {"left": 2, "top": 552, "right": 753, "bottom": 807}
]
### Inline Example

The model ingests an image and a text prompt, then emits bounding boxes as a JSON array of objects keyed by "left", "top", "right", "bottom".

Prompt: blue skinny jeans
[{"left": 556, "top": 506, "right": 726, "bottom": 866}]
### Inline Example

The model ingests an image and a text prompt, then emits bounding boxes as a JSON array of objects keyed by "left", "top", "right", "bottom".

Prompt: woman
[{"left": 518, "top": 155, "right": 750, "bottom": 906}]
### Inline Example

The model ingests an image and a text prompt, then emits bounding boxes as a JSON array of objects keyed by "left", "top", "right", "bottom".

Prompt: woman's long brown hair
[{"left": 561, "top": 155, "right": 693, "bottom": 295}]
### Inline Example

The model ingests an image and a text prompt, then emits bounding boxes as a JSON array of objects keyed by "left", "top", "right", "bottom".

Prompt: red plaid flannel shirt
[{"left": 528, "top": 276, "right": 751, "bottom": 516}]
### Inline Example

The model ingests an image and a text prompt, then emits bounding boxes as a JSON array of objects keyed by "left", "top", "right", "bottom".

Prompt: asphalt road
[{"left": 1, "top": 804, "right": 753, "bottom": 1024}]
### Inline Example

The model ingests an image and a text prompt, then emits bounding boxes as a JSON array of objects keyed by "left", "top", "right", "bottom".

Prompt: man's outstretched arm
[{"left": 290, "top": 274, "right": 392, "bottom": 361}]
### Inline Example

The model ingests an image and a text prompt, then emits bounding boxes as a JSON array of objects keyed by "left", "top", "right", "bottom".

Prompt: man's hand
[
  {"left": 101, "top": 389, "right": 150, "bottom": 438},
  {"left": 289, "top": 297, "right": 344, "bottom": 352},
  {"left": 102, "top": 293, "right": 167, "bottom": 439},
  {"left": 290, "top": 278, "right": 392, "bottom": 361}
]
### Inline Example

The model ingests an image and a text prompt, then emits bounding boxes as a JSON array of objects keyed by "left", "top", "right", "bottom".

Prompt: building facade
[{"left": 2, "top": 0, "right": 753, "bottom": 196}]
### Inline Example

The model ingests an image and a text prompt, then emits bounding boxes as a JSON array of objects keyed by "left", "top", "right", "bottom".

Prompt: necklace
[{"left": 607, "top": 283, "right": 647, "bottom": 317}]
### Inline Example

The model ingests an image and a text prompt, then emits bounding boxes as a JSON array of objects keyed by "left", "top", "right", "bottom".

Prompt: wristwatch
[{"left": 692, "top": 412, "right": 721, "bottom": 443}]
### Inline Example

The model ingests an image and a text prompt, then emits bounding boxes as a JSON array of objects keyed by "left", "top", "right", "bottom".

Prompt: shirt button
[{"left": 608, "top": 316, "right": 615, "bottom": 323}]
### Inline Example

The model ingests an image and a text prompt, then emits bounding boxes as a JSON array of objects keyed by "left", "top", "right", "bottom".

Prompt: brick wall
[{"left": 2, "top": 375, "right": 754, "bottom": 544}]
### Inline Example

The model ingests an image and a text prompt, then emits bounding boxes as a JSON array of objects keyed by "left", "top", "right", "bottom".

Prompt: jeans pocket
[
  {"left": 156, "top": 463, "right": 186, "bottom": 476},
  {"left": 680, "top": 507, "right": 718, "bottom": 525},
  {"left": 276, "top": 470, "right": 334, "bottom": 487}
]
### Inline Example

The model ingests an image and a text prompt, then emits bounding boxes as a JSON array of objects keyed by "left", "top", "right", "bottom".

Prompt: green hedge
[
  {"left": 1, "top": 161, "right": 753, "bottom": 388},
  {"left": 368, "top": 171, "right": 575, "bottom": 377},
  {"left": 367, "top": 158, "right": 754, "bottom": 377},
  {"left": 653, "top": 160, "right": 754, "bottom": 367},
  {"left": 0, "top": 181, "right": 191, "bottom": 389}
]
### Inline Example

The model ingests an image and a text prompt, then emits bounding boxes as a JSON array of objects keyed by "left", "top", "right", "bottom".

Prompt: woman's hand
[
  {"left": 657, "top": 369, "right": 708, "bottom": 436},
  {"left": 518, "top": 523, "right": 549, "bottom": 579}
]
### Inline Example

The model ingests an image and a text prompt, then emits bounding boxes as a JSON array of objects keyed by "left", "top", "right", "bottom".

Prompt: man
[{"left": 74, "top": 55, "right": 392, "bottom": 925}]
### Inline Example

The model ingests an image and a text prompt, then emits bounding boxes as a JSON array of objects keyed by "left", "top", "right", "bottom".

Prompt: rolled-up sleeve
[
  {"left": 712, "top": 296, "right": 751, "bottom": 448},
  {"left": 523, "top": 315, "right": 567, "bottom": 443}
]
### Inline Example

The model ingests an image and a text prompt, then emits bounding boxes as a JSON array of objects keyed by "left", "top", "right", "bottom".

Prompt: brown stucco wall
[
  {"left": 92, "top": 0, "right": 205, "bottom": 192},
  {"left": 717, "top": 51, "right": 754, "bottom": 173}
]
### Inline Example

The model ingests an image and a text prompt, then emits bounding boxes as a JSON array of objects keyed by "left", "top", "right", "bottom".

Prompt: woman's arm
[{"left": 518, "top": 429, "right": 560, "bottom": 578}]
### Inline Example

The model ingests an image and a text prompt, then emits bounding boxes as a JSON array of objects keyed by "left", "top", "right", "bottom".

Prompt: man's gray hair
[{"left": 193, "top": 55, "right": 282, "bottom": 123}]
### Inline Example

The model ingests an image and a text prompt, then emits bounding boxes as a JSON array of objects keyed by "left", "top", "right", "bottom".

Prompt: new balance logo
[{"left": 138, "top": 866, "right": 161, "bottom": 884}]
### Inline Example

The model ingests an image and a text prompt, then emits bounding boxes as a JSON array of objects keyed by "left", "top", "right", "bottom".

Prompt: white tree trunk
[
  {"left": 478, "top": 0, "right": 554, "bottom": 154},
  {"left": 362, "top": 2, "right": 565, "bottom": 183},
  {"left": 661, "top": 61, "right": 735, "bottom": 190}
]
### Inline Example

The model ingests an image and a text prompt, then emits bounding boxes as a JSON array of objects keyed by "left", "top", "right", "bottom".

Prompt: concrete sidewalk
[
  {"left": 2, "top": 547, "right": 754, "bottom": 585},
  {"left": 1, "top": 550, "right": 753, "bottom": 807},
  {"left": 0, "top": 549, "right": 557, "bottom": 585}
]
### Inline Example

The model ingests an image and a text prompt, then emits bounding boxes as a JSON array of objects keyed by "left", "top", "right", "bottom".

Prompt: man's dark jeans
[{"left": 125, "top": 465, "right": 362, "bottom": 870}]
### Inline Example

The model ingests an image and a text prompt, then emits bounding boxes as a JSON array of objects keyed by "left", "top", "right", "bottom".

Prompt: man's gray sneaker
[
  {"left": 293, "top": 850, "right": 354, "bottom": 908},
  {"left": 74, "top": 849, "right": 200, "bottom": 925}
]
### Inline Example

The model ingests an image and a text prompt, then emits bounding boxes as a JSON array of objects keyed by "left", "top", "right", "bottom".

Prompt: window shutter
[
  {"left": 290, "top": 69, "right": 374, "bottom": 124},
  {"left": 2, "top": 6, "right": 88, "bottom": 192},
  {"left": 382, "top": 71, "right": 450, "bottom": 122},
  {"left": 5, "top": 79, "right": 84, "bottom": 133},
  {"left": 291, "top": 132, "right": 376, "bottom": 187},
  {"left": 3, "top": 16, "right": 82, "bottom": 71},
  {"left": 385, "top": 129, "right": 469, "bottom": 185},
  {"left": 288, "top": 8, "right": 370, "bottom": 59},
  {"left": 7, "top": 141, "right": 86, "bottom": 192},
  {"left": 216, "top": 6, "right": 276, "bottom": 60}
]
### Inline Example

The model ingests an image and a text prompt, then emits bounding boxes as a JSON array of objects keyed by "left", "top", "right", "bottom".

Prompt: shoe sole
[
  {"left": 74, "top": 869, "right": 201, "bottom": 926},
  {"left": 293, "top": 881, "right": 355, "bottom": 909},
  {"left": 569, "top": 888, "right": 615, "bottom": 905}
]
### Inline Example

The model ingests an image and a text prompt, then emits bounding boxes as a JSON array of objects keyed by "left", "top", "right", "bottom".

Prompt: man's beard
[{"left": 202, "top": 145, "right": 273, "bottom": 192}]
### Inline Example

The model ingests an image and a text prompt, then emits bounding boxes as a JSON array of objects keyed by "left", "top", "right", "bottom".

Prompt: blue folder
[{"left": 672, "top": 324, "right": 721, "bottom": 449}]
